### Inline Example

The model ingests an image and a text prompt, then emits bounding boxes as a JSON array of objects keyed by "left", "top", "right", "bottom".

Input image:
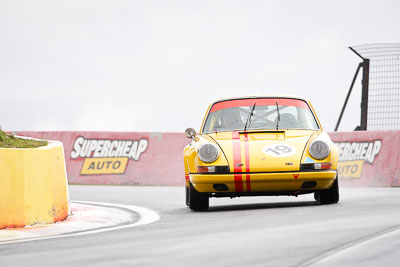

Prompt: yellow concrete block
[{"left": 0, "top": 140, "right": 69, "bottom": 229}]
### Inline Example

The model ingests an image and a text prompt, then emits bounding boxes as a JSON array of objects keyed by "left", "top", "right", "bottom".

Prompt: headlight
[
  {"left": 309, "top": 140, "right": 330, "bottom": 160},
  {"left": 198, "top": 144, "right": 219, "bottom": 163}
]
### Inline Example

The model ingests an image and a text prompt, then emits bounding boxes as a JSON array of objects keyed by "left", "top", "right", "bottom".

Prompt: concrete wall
[
  {"left": 15, "top": 131, "right": 189, "bottom": 186},
  {"left": 330, "top": 130, "right": 400, "bottom": 187},
  {"left": 0, "top": 141, "right": 69, "bottom": 229},
  {"left": 14, "top": 130, "right": 400, "bottom": 187}
]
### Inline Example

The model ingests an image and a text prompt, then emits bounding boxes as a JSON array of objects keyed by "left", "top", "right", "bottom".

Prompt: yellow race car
[{"left": 183, "top": 96, "right": 339, "bottom": 211}]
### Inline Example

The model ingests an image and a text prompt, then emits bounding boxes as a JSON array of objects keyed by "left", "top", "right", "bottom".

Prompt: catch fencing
[{"left": 352, "top": 44, "right": 400, "bottom": 130}]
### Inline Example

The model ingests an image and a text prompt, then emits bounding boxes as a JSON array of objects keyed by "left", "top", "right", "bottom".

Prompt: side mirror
[{"left": 185, "top": 128, "right": 196, "bottom": 139}]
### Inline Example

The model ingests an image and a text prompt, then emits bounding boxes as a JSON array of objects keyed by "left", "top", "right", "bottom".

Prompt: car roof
[{"left": 210, "top": 95, "right": 309, "bottom": 105}]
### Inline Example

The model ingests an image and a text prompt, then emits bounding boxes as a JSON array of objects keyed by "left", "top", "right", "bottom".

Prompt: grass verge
[{"left": 0, "top": 130, "right": 48, "bottom": 148}]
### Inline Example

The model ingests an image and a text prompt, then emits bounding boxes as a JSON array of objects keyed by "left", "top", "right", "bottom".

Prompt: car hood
[{"left": 206, "top": 130, "right": 317, "bottom": 172}]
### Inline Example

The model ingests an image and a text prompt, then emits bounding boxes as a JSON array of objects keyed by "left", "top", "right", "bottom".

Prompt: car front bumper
[{"left": 188, "top": 171, "right": 337, "bottom": 193}]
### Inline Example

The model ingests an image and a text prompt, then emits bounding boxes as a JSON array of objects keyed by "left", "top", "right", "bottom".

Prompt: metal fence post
[{"left": 360, "top": 59, "right": 370, "bottom": 130}]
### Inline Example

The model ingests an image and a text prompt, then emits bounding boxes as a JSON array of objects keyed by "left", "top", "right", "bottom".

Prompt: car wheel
[
  {"left": 189, "top": 182, "right": 209, "bottom": 211},
  {"left": 315, "top": 176, "right": 339, "bottom": 204}
]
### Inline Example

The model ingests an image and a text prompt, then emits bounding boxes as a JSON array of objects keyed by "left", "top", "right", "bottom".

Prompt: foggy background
[{"left": 1, "top": 0, "right": 399, "bottom": 132}]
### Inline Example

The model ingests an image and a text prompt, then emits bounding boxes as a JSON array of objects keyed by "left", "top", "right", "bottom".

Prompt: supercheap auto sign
[
  {"left": 42, "top": 131, "right": 189, "bottom": 185},
  {"left": 71, "top": 137, "right": 148, "bottom": 175},
  {"left": 335, "top": 140, "right": 381, "bottom": 179},
  {"left": 328, "top": 130, "right": 400, "bottom": 187}
]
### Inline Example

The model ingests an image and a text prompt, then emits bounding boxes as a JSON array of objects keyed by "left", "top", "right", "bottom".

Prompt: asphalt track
[{"left": 1, "top": 185, "right": 399, "bottom": 266}]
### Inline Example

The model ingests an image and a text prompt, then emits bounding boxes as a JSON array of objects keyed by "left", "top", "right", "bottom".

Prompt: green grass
[{"left": 0, "top": 130, "right": 48, "bottom": 148}]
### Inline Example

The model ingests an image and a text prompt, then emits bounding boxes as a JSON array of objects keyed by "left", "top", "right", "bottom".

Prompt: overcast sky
[{"left": 1, "top": 0, "right": 399, "bottom": 133}]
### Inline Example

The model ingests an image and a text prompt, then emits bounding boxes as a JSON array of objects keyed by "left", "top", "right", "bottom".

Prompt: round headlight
[
  {"left": 309, "top": 140, "right": 330, "bottom": 160},
  {"left": 198, "top": 144, "right": 219, "bottom": 163}
]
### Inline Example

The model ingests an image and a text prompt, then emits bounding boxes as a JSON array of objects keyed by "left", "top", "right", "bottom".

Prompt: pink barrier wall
[
  {"left": 16, "top": 132, "right": 189, "bottom": 186},
  {"left": 15, "top": 130, "right": 400, "bottom": 187},
  {"left": 329, "top": 131, "right": 400, "bottom": 187}
]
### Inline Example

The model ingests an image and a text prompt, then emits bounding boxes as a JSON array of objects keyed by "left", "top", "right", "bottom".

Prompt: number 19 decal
[{"left": 263, "top": 144, "right": 296, "bottom": 157}]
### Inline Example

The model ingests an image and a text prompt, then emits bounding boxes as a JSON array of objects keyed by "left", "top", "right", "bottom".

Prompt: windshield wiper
[
  {"left": 244, "top": 102, "right": 256, "bottom": 132},
  {"left": 275, "top": 101, "right": 280, "bottom": 130}
]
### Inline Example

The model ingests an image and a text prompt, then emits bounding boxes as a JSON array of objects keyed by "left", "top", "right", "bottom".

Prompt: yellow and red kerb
[{"left": 232, "top": 131, "right": 251, "bottom": 192}]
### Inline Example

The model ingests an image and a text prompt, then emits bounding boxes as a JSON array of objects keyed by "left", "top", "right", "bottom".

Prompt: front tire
[
  {"left": 189, "top": 182, "right": 209, "bottom": 211},
  {"left": 315, "top": 176, "right": 339, "bottom": 204},
  {"left": 185, "top": 185, "right": 189, "bottom": 206}
]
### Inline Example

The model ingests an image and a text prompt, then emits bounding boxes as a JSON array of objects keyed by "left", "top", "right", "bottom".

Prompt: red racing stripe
[
  {"left": 244, "top": 133, "right": 251, "bottom": 192},
  {"left": 232, "top": 131, "right": 243, "bottom": 192}
]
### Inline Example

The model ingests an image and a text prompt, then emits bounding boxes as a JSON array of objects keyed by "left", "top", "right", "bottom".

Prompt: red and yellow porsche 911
[{"left": 183, "top": 96, "right": 339, "bottom": 211}]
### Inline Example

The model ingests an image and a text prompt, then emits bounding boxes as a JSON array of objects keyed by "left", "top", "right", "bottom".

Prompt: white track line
[{"left": 0, "top": 201, "right": 160, "bottom": 245}]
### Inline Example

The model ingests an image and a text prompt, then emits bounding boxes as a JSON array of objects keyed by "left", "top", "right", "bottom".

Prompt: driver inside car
[{"left": 218, "top": 108, "right": 244, "bottom": 130}]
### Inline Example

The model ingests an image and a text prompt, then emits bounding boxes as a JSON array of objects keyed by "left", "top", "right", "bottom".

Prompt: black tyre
[
  {"left": 185, "top": 185, "right": 189, "bottom": 206},
  {"left": 315, "top": 176, "right": 339, "bottom": 204},
  {"left": 188, "top": 182, "right": 209, "bottom": 211}
]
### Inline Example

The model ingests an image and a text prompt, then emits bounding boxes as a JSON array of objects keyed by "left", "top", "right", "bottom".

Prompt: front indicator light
[
  {"left": 314, "top": 163, "right": 332, "bottom": 170},
  {"left": 301, "top": 162, "right": 332, "bottom": 171},
  {"left": 197, "top": 166, "right": 229, "bottom": 174}
]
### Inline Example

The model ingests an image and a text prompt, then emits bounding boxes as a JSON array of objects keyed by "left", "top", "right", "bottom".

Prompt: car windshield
[{"left": 202, "top": 98, "right": 319, "bottom": 133}]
